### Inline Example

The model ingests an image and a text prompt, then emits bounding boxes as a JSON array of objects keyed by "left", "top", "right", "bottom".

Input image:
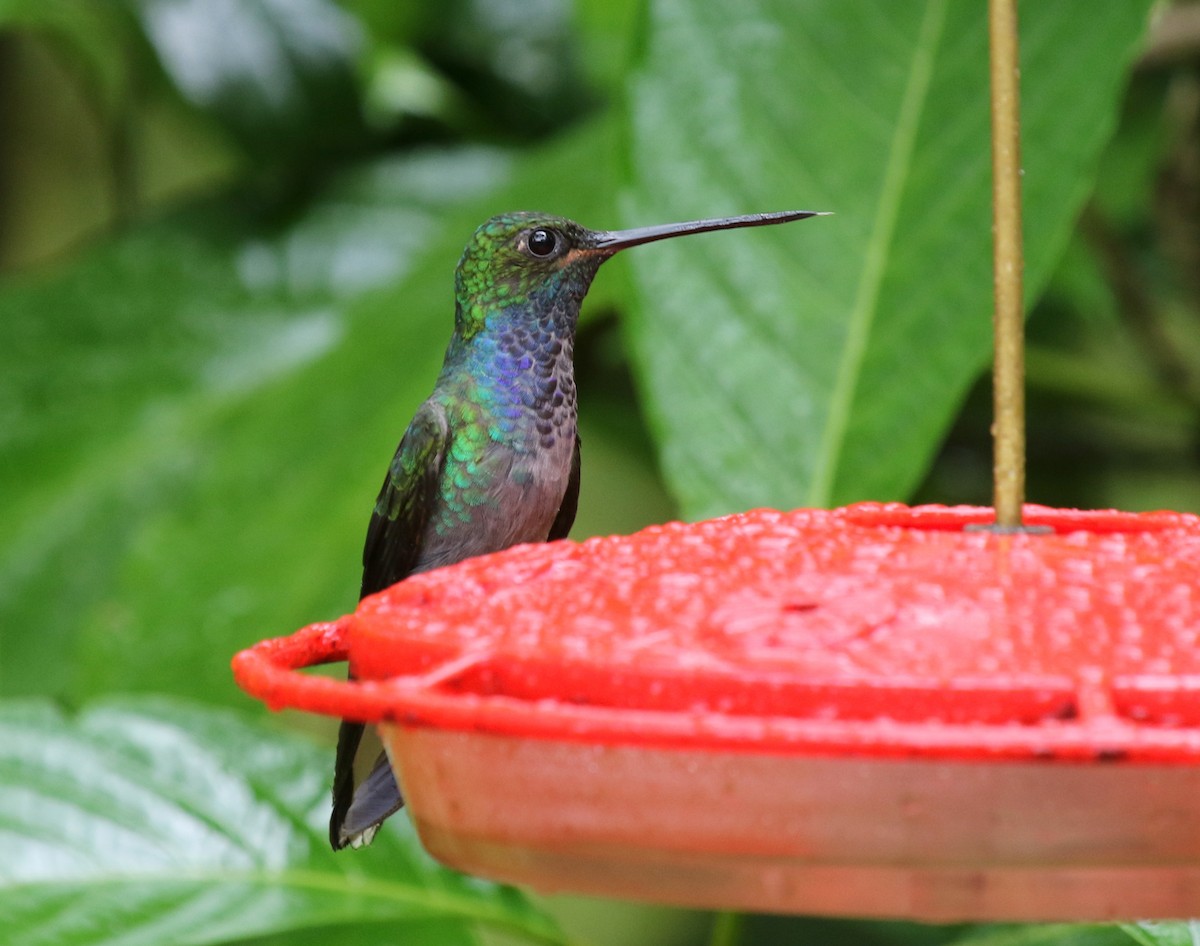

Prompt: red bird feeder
[{"left": 234, "top": 503, "right": 1200, "bottom": 920}]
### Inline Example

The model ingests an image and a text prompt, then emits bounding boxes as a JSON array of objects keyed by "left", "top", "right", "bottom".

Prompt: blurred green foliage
[{"left": 0, "top": 1, "right": 1197, "bottom": 944}]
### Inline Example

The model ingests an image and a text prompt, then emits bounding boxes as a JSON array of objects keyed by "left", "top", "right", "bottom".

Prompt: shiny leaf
[
  {"left": 620, "top": 0, "right": 1156, "bottom": 517},
  {"left": 1126, "top": 923, "right": 1200, "bottom": 946},
  {"left": 0, "top": 697, "right": 564, "bottom": 946}
]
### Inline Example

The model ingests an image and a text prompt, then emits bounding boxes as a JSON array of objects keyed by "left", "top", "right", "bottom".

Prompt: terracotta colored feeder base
[{"left": 233, "top": 504, "right": 1200, "bottom": 921}]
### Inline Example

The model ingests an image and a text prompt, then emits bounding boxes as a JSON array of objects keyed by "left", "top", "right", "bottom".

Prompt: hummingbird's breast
[{"left": 416, "top": 330, "right": 577, "bottom": 570}]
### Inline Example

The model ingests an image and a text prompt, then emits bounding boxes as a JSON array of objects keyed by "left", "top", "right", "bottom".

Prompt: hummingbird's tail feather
[
  {"left": 331, "top": 721, "right": 405, "bottom": 850},
  {"left": 339, "top": 754, "right": 404, "bottom": 848}
]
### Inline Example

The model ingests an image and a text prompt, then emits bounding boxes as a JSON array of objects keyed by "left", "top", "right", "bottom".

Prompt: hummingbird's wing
[
  {"left": 331, "top": 401, "right": 449, "bottom": 850},
  {"left": 546, "top": 433, "right": 581, "bottom": 542},
  {"left": 360, "top": 401, "right": 450, "bottom": 598}
]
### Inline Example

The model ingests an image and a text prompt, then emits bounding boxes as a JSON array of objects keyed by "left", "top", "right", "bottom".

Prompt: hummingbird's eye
[{"left": 526, "top": 228, "right": 560, "bottom": 258}]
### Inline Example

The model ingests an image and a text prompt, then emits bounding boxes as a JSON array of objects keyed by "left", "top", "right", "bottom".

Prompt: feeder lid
[
  {"left": 233, "top": 503, "right": 1200, "bottom": 921},
  {"left": 240, "top": 503, "right": 1200, "bottom": 761}
]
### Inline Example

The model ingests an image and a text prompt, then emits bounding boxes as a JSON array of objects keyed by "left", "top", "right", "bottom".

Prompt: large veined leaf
[
  {"left": 620, "top": 0, "right": 1156, "bottom": 517},
  {"left": 0, "top": 697, "right": 567, "bottom": 946}
]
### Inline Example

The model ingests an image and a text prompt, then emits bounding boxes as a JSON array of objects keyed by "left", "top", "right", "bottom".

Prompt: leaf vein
[{"left": 807, "top": 0, "right": 950, "bottom": 506}]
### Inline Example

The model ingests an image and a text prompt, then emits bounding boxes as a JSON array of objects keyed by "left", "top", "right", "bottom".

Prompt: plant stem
[{"left": 988, "top": 0, "right": 1027, "bottom": 527}]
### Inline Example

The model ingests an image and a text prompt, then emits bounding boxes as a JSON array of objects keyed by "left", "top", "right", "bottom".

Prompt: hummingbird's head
[
  {"left": 453, "top": 212, "right": 612, "bottom": 341},
  {"left": 451, "top": 208, "right": 826, "bottom": 341}
]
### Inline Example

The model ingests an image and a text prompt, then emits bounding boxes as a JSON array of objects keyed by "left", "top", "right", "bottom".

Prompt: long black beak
[{"left": 592, "top": 210, "right": 828, "bottom": 251}]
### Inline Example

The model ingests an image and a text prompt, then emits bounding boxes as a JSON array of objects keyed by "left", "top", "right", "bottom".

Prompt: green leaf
[
  {"left": 0, "top": 0, "right": 143, "bottom": 119},
  {"left": 0, "top": 697, "right": 566, "bottom": 946},
  {"left": 1124, "top": 922, "right": 1200, "bottom": 946},
  {"left": 126, "top": 0, "right": 367, "bottom": 162},
  {"left": 414, "top": 0, "right": 589, "bottom": 137},
  {"left": 619, "top": 0, "right": 1156, "bottom": 517},
  {"left": 948, "top": 926, "right": 1139, "bottom": 946}
]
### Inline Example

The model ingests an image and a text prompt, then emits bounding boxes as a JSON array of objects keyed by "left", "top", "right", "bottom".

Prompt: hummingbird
[{"left": 330, "top": 208, "right": 824, "bottom": 850}]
